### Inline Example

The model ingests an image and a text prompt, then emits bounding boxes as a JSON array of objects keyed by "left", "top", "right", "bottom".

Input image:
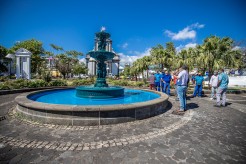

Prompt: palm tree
[
  {"left": 198, "top": 36, "right": 243, "bottom": 80},
  {"left": 150, "top": 44, "right": 174, "bottom": 70},
  {"left": 150, "top": 44, "right": 165, "bottom": 70},
  {"left": 142, "top": 56, "right": 151, "bottom": 79}
]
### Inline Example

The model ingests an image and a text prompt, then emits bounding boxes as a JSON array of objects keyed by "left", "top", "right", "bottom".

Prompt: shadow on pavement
[{"left": 186, "top": 102, "right": 199, "bottom": 110}]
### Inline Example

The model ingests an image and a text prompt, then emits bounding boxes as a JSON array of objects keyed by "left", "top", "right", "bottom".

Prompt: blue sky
[{"left": 0, "top": 0, "right": 245, "bottom": 65}]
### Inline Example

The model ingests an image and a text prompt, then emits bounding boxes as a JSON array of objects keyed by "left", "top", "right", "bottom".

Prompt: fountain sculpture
[{"left": 76, "top": 29, "right": 124, "bottom": 98}]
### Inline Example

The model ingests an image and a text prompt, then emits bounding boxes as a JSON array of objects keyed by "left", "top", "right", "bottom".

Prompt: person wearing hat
[
  {"left": 192, "top": 72, "right": 204, "bottom": 97},
  {"left": 209, "top": 71, "right": 219, "bottom": 100}
]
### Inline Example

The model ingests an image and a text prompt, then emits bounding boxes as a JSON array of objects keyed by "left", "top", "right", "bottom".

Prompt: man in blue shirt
[
  {"left": 192, "top": 72, "right": 204, "bottom": 97},
  {"left": 154, "top": 71, "right": 161, "bottom": 91},
  {"left": 214, "top": 68, "right": 229, "bottom": 107},
  {"left": 161, "top": 70, "right": 172, "bottom": 95}
]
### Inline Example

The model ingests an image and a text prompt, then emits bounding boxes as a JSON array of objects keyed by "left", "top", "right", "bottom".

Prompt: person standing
[
  {"left": 192, "top": 72, "right": 204, "bottom": 97},
  {"left": 149, "top": 73, "right": 155, "bottom": 90},
  {"left": 214, "top": 68, "right": 229, "bottom": 107},
  {"left": 173, "top": 65, "right": 189, "bottom": 114},
  {"left": 191, "top": 74, "right": 196, "bottom": 85},
  {"left": 209, "top": 71, "right": 219, "bottom": 100},
  {"left": 172, "top": 69, "right": 179, "bottom": 100},
  {"left": 154, "top": 71, "right": 161, "bottom": 91},
  {"left": 161, "top": 70, "right": 172, "bottom": 95}
]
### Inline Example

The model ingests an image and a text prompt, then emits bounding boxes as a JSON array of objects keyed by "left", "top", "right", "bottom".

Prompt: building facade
[{"left": 85, "top": 37, "right": 120, "bottom": 76}]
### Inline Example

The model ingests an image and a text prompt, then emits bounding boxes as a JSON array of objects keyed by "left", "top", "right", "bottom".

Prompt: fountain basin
[
  {"left": 76, "top": 86, "right": 124, "bottom": 98},
  {"left": 15, "top": 88, "right": 169, "bottom": 126}
]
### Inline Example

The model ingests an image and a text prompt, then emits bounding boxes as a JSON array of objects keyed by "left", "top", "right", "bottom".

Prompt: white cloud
[
  {"left": 185, "top": 43, "right": 197, "bottom": 49},
  {"left": 176, "top": 43, "right": 197, "bottom": 53},
  {"left": 121, "top": 43, "right": 128, "bottom": 49},
  {"left": 101, "top": 26, "right": 106, "bottom": 31},
  {"left": 165, "top": 23, "right": 204, "bottom": 40},
  {"left": 119, "top": 48, "right": 151, "bottom": 65},
  {"left": 191, "top": 22, "right": 205, "bottom": 29},
  {"left": 232, "top": 46, "right": 241, "bottom": 50},
  {"left": 79, "top": 58, "right": 86, "bottom": 64}
]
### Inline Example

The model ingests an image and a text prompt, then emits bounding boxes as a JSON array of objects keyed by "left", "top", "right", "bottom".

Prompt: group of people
[
  {"left": 149, "top": 66, "right": 229, "bottom": 115},
  {"left": 191, "top": 69, "right": 229, "bottom": 107},
  {"left": 149, "top": 70, "right": 172, "bottom": 95}
]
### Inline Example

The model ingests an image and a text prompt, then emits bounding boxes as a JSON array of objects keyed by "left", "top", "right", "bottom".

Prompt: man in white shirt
[
  {"left": 173, "top": 65, "right": 189, "bottom": 115},
  {"left": 209, "top": 71, "right": 218, "bottom": 100}
]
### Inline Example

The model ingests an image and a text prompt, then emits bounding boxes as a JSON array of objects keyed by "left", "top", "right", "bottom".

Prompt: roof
[{"left": 15, "top": 48, "right": 32, "bottom": 56}]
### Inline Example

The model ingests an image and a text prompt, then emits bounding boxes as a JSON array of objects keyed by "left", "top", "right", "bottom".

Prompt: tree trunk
[{"left": 62, "top": 73, "right": 66, "bottom": 79}]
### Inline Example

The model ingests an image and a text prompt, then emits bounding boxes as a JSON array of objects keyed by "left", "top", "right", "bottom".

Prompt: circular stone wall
[{"left": 15, "top": 88, "right": 169, "bottom": 126}]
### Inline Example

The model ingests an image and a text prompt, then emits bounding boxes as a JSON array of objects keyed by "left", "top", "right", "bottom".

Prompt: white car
[{"left": 73, "top": 74, "right": 88, "bottom": 78}]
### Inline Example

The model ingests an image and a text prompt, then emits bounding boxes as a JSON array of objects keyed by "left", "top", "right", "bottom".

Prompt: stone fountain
[{"left": 76, "top": 29, "right": 124, "bottom": 98}]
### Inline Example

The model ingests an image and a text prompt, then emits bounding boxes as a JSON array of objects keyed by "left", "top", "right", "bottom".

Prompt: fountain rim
[{"left": 15, "top": 87, "right": 168, "bottom": 112}]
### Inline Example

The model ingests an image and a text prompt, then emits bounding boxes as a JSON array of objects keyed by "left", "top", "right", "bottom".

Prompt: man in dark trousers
[
  {"left": 161, "top": 70, "right": 172, "bottom": 95},
  {"left": 192, "top": 72, "right": 204, "bottom": 97}
]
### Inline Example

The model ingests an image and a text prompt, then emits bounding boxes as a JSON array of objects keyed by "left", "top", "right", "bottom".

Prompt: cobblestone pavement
[{"left": 0, "top": 93, "right": 246, "bottom": 163}]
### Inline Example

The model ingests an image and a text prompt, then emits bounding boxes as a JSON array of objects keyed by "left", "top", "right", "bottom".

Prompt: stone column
[
  {"left": 117, "top": 62, "right": 120, "bottom": 76},
  {"left": 27, "top": 56, "right": 31, "bottom": 79},
  {"left": 94, "top": 61, "right": 97, "bottom": 75},
  {"left": 109, "top": 41, "right": 112, "bottom": 52},
  {"left": 110, "top": 61, "right": 112, "bottom": 74},
  {"left": 95, "top": 39, "right": 98, "bottom": 51},
  {"left": 16, "top": 56, "right": 20, "bottom": 79}
]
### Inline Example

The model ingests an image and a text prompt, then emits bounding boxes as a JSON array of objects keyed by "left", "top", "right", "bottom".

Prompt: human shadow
[{"left": 186, "top": 102, "right": 199, "bottom": 111}]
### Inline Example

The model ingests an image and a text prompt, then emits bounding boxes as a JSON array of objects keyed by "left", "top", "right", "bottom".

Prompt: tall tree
[
  {"left": 198, "top": 36, "right": 242, "bottom": 79},
  {"left": 150, "top": 44, "right": 174, "bottom": 70},
  {"left": 72, "top": 62, "right": 87, "bottom": 78},
  {"left": 0, "top": 45, "right": 8, "bottom": 72},
  {"left": 150, "top": 44, "right": 165, "bottom": 70}
]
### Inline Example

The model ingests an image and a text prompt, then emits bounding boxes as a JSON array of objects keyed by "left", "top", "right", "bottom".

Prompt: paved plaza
[{"left": 0, "top": 92, "right": 246, "bottom": 163}]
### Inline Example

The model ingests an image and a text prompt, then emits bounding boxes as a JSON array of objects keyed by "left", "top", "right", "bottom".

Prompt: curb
[{"left": 0, "top": 86, "right": 73, "bottom": 95}]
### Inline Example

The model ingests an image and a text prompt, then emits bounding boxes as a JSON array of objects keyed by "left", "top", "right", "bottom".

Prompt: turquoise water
[{"left": 28, "top": 88, "right": 160, "bottom": 105}]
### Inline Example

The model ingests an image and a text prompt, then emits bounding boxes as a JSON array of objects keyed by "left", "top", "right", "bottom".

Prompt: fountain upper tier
[{"left": 88, "top": 50, "right": 115, "bottom": 61}]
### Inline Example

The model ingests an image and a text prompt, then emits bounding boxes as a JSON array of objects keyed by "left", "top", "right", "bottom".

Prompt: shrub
[
  {"left": 28, "top": 80, "right": 48, "bottom": 88},
  {"left": 10, "top": 79, "right": 29, "bottom": 89},
  {"left": 42, "top": 71, "right": 52, "bottom": 83},
  {"left": 72, "top": 78, "right": 94, "bottom": 86},
  {"left": 0, "top": 83, "right": 11, "bottom": 90},
  {"left": 0, "top": 76, "right": 8, "bottom": 82},
  {"left": 49, "top": 80, "right": 67, "bottom": 86},
  {"left": 111, "top": 80, "right": 129, "bottom": 86},
  {"left": 135, "top": 81, "right": 145, "bottom": 87}
]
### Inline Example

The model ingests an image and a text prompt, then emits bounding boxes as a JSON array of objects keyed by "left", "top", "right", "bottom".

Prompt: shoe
[
  {"left": 214, "top": 104, "right": 221, "bottom": 108},
  {"left": 209, "top": 98, "right": 213, "bottom": 100},
  {"left": 172, "top": 110, "right": 185, "bottom": 115}
]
